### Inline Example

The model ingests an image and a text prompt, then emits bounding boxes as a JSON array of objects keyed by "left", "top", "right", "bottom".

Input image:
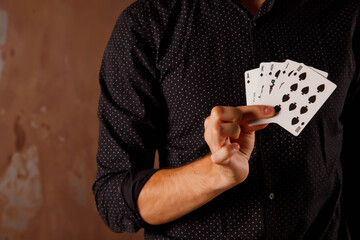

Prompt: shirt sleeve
[
  {"left": 340, "top": 10, "right": 360, "bottom": 240},
  {"left": 92, "top": 3, "right": 162, "bottom": 233}
]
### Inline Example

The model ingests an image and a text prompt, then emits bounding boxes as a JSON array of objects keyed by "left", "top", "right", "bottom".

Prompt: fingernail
[
  {"left": 264, "top": 107, "right": 273, "bottom": 114},
  {"left": 232, "top": 143, "right": 240, "bottom": 151}
]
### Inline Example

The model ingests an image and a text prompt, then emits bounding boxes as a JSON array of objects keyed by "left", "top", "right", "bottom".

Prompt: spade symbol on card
[
  {"left": 292, "top": 117, "right": 299, "bottom": 125},
  {"left": 308, "top": 95, "right": 316, "bottom": 104},
  {"left": 300, "top": 106, "right": 308, "bottom": 114},
  {"left": 274, "top": 104, "right": 282, "bottom": 113},
  {"left": 289, "top": 103, "right": 297, "bottom": 111},
  {"left": 301, "top": 86, "right": 309, "bottom": 95},
  {"left": 317, "top": 84, "right": 325, "bottom": 93},
  {"left": 290, "top": 83, "right": 298, "bottom": 92},
  {"left": 282, "top": 94, "right": 290, "bottom": 102},
  {"left": 299, "top": 72, "right": 307, "bottom": 81}
]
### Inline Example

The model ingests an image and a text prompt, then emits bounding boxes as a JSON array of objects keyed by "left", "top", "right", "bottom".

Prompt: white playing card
[
  {"left": 258, "top": 62, "right": 286, "bottom": 102},
  {"left": 258, "top": 60, "right": 329, "bottom": 105},
  {"left": 257, "top": 60, "right": 328, "bottom": 104},
  {"left": 257, "top": 60, "right": 300, "bottom": 105},
  {"left": 244, "top": 68, "right": 260, "bottom": 105},
  {"left": 249, "top": 62, "right": 337, "bottom": 136},
  {"left": 254, "top": 62, "right": 272, "bottom": 104},
  {"left": 309, "top": 67, "right": 328, "bottom": 78}
]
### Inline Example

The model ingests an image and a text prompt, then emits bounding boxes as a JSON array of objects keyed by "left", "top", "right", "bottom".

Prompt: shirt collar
[{"left": 228, "top": 0, "right": 276, "bottom": 20}]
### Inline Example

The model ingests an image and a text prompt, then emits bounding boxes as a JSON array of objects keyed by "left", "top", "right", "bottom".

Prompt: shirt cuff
[{"left": 121, "top": 168, "right": 159, "bottom": 217}]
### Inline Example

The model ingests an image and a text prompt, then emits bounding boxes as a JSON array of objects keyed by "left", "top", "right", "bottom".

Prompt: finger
[
  {"left": 242, "top": 123, "right": 269, "bottom": 133},
  {"left": 211, "top": 143, "right": 240, "bottom": 164},
  {"left": 204, "top": 116, "right": 210, "bottom": 130},
  {"left": 236, "top": 105, "right": 275, "bottom": 123},
  {"left": 218, "top": 122, "right": 241, "bottom": 139},
  {"left": 206, "top": 107, "right": 242, "bottom": 150},
  {"left": 210, "top": 106, "right": 243, "bottom": 123},
  {"left": 207, "top": 122, "right": 240, "bottom": 151}
]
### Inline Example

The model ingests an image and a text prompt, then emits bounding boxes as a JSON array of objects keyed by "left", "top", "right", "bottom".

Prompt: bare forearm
[
  {"left": 137, "top": 154, "right": 230, "bottom": 225},
  {"left": 137, "top": 105, "right": 274, "bottom": 225}
]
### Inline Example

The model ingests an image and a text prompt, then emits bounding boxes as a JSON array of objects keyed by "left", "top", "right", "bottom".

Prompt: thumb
[{"left": 211, "top": 143, "right": 240, "bottom": 165}]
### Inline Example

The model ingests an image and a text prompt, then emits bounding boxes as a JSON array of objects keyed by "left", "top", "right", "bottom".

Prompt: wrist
[{"left": 197, "top": 155, "right": 238, "bottom": 194}]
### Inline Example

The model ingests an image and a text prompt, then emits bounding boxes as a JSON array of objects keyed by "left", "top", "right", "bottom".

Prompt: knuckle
[
  {"left": 213, "top": 124, "right": 222, "bottom": 136},
  {"left": 224, "top": 145, "right": 235, "bottom": 158},
  {"left": 236, "top": 123, "right": 241, "bottom": 132},
  {"left": 236, "top": 109, "right": 244, "bottom": 121},
  {"left": 211, "top": 106, "right": 223, "bottom": 119},
  {"left": 204, "top": 116, "right": 210, "bottom": 128},
  {"left": 204, "top": 131, "right": 209, "bottom": 141},
  {"left": 233, "top": 124, "right": 241, "bottom": 136},
  {"left": 227, "top": 123, "right": 239, "bottom": 136},
  {"left": 204, "top": 128, "right": 211, "bottom": 141}
]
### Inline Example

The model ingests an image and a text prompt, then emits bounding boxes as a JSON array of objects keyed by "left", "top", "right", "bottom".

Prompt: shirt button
[{"left": 269, "top": 193, "right": 275, "bottom": 200}]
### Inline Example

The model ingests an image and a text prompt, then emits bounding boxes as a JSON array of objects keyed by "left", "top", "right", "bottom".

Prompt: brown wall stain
[
  {"left": 13, "top": 116, "right": 26, "bottom": 152},
  {"left": 0, "top": 0, "right": 145, "bottom": 239},
  {"left": 0, "top": 145, "right": 42, "bottom": 232}
]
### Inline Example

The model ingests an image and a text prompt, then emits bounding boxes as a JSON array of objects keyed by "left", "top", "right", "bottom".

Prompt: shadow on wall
[{"left": 0, "top": 1, "right": 145, "bottom": 239}]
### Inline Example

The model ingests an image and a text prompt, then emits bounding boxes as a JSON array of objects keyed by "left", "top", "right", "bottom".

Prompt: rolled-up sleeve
[{"left": 92, "top": 3, "right": 161, "bottom": 233}]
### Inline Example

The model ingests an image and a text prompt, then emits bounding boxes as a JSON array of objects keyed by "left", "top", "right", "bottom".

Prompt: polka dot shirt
[{"left": 92, "top": 0, "right": 360, "bottom": 239}]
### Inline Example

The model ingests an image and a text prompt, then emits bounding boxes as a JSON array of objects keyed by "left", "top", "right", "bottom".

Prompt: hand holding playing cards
[
  {"left": 204, "top": 105, "right": 275, "bottom": 186},
  {"left": 245, "top": 60, "right": 337, "bottom": 136}
]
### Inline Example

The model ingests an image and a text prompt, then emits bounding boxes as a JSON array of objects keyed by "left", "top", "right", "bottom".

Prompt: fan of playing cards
[{"left": 245, "top": 59, "right": 337, "bottom": 136}]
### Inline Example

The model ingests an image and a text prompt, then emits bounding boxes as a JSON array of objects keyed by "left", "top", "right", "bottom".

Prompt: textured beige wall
[{"left": 0, "top": 0, "right": 145, "bottom": 239}]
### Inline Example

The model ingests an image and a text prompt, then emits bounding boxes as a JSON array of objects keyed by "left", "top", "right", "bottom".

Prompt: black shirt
[{"left": 92, "top": 0, "right": 360, "bottom": 239}]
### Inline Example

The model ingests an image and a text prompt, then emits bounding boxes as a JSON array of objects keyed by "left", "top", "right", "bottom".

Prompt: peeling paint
[
  {"left": 57, "top": 135, "right": 65, "bottom": 142},
  {"left": 67, "top": 159, "right": 87, "bottom": 205},
  {"left": 30, "top": 120, "right": 39, "bottom": 129},
  {"left": 13, "top": 116, "right": 26, "bottom": 152},
  {"left": 0, "top": 49, "right": 4, "bottom": 80},
  {"left": 40, "top": 106, "right": 47, "bottom": 113},
  {"left": 0, "top": 10, "right": 8, "bottom": 45},
  {"left": 0, "top": 146, "right": 43, "bottom": 231},
  {"left": 0, "top": 9, "right": 8, "bottom": 81}
]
